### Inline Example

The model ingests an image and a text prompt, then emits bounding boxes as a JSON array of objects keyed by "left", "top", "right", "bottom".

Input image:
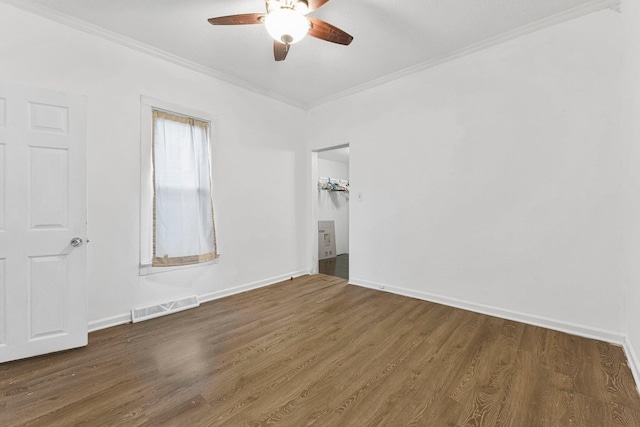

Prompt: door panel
[
  {"left": 0, "top": 97, "right": 5, "bottom": 127},
  {"left": 0, "top": 83, "right": 87, "bottom": 363},
  {"left": 0, "top": 258, "right": 5, "bottom": 346},
  {"left": 0, "top": 142, "right": 5, "bottom": 231},
  {"left": 29, "top": 255, "right": 68, "bottom": 339},
  {"left": 29, "top": 146, "right": 68, "bottom": 229},
  {"left": 29, "top": 102, "right": 69, "bottom": 134}
]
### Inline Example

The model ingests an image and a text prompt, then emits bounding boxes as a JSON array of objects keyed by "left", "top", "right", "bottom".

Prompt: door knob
[{"left": 70, "top": 237, "right": 83, "bottom": 248}]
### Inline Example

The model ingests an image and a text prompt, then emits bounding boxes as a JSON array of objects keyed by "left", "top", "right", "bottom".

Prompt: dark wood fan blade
[
  {"left": 274, "top": 41, "right": 290, "bottom": 61},
  {"left": 308, "top": 0, "right": 331, "bottom": 11},
  {"left": 207, "top": 13, "right": 265, "bottom": 25},
  {"left": 308, "top": 18, "right": 353, "bottom": 45}
]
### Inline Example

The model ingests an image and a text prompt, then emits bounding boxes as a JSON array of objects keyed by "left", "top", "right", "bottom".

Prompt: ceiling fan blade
[
  {"left": 308, "top": 0, "right": 331, "bottom": 11},
  {"left": 274, "top": 41, "right": 290, "bottom": 61},
  {"left": 308, "top": 18, "right": 353, "bottom": 45},
  {"left": 207, "top": 13, "right": 265, "bottom": 25}
]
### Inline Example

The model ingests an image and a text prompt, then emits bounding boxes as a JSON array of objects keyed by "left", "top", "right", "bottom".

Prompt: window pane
[{"left": 152, "top": 111, "right": 217, "bottom": 266}]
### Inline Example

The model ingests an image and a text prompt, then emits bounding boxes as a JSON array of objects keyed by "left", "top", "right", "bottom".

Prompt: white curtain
[{"left": 152, "top": 110, "right": 217, "bottom": 266}]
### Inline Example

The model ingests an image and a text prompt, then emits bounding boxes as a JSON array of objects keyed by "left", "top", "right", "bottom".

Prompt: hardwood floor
[
  {"left": 1, "top": 275, "right": 639, "bottom": 426},
  {"left": 318, "top": 253, "right": 349, "bottom": 280}
]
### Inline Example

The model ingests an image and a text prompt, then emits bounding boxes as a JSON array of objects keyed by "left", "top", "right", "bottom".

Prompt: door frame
[{"left": 310, "top": 143, "right": 350, "bottom": 276}]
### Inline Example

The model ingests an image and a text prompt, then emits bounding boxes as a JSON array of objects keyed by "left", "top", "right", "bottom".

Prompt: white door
[{"left": 0, "top": 83, "right": 87, "bottom": 363}]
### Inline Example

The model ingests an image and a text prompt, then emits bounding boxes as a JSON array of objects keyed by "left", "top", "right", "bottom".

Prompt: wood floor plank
[
  {"left": 1, "top": 275, "right": 639, "bottom": 426},
  {"left": 219, "top": 292, "right": 435, "bottom": 425},
  {"left": 377, "top": 312, "right": 497, "bottom": 425}
]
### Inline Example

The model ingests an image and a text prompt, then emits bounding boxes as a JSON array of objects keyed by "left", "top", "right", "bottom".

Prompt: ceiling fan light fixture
[
  {"left": 294, "top": 0, "right": 309, "bottom": 14},
  {"left": 264, "top": 8, "right": 310, "bottom": 44}
]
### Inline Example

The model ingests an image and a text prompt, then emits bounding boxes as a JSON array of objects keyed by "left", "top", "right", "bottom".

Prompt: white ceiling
[{"left": 5, "top": 0, "right": 615, "bottom": 108}]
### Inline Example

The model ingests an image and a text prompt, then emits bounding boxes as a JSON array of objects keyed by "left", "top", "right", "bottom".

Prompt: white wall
[
  {"left": 619, "top": 0, "right": 640, "bottom": 389},
  {"left": 0, "top": 4, "right": 308, "bottom": 326},
  {"left": 317, "top": 158, "right": 349, "bottom": 255},
  {"left": 308, "top": 6, "right": 633, "bottom": 342}
]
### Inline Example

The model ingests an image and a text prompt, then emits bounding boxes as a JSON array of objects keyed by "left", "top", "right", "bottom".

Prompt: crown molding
[
  {"left": 1, "top": 0, "right": 620, "bottom": 111},
  {"left": 0, "top": 0, "right": 307, "bottom": 110},
  {"left": 306, "top": 0, "right": 621, "bottom": 109}
]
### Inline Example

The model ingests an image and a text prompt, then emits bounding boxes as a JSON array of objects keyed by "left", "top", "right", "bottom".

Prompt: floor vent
[{"left": 131, "top": 295, "right": 199, "bottom": 323}]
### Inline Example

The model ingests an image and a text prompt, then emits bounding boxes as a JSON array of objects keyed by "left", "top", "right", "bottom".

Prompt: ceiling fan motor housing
[{"left": 268, "top": 0, "right": 309, "bottom": 14}]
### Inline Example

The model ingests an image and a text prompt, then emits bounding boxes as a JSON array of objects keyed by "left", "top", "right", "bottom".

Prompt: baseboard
[
  {"left": 624, "top": 335, "right": 640, "bottom": 396},
  {"left": 88, "top": 270, "right": 308, "bottom": 333},
  {"left": 88, "top": 313, "right": 131, "bottom": 333},
  {"left": 349, "top": 277, "right": 625, "bottom": 345},
  {"left": 199, "top": 270, "right": 308, "bottom": 304}
]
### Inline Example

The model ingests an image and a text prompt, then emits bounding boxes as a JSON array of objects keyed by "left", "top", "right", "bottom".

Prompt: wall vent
[{"left": 131, "top": 295, "right": 199, "bottom": 323}]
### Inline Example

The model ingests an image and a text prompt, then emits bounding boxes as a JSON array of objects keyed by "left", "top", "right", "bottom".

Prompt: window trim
[{"left": 139, "top": 96, "right": 219, "bottom": 276}]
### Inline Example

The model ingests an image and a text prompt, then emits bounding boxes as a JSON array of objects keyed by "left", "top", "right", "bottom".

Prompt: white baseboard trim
[
  {"left": 623, "top": 335, "right": 640, "bottom": 396},
  {"left": 88, "top": 313, "right": 131, "bottom": 333},
  {"left": 87, "top": 270, "right": 308, "bottom": 333},
  {"left": 349, "top": 277, "right": 625, "bottom": 345},
  {"left": 199, "top": 270, "right": 308, "bottom": 304}
]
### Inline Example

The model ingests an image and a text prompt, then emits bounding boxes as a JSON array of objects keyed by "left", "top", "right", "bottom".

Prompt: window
[{"left": 140, "top": 98, "right": 218, "bottom": 273}]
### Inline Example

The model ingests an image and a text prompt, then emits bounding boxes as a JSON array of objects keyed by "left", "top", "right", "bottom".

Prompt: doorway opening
[{"left": 313, "top": 144, "right": 350, "bottom": 280}]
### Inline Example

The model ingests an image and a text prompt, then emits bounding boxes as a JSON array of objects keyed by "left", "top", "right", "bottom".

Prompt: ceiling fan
[{"left": 207, "top": 0, "right": 353, "bottom": 61}]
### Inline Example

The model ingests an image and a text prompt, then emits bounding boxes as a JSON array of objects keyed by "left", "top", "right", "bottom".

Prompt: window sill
[{"left": 139, "top": 255, "right": 220, "bottom": 276}]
